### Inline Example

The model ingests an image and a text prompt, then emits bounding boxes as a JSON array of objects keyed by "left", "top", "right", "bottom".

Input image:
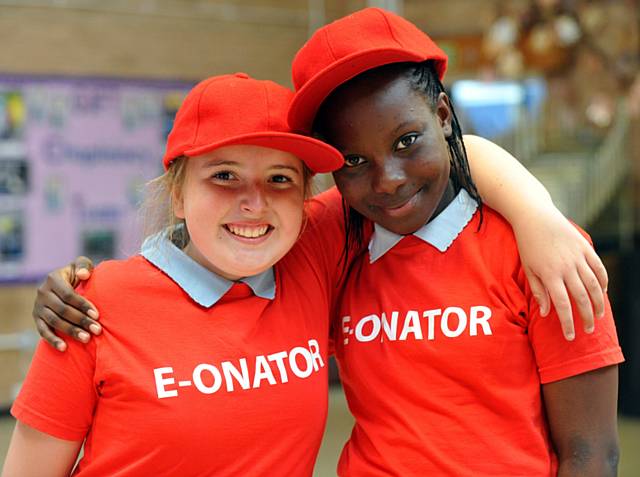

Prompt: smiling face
[
  {"left": 318, "top": 66, "right": 456, "bottom": 235},
  {"left": 174, "top": 145, "right": 306, "bottom": 280}
]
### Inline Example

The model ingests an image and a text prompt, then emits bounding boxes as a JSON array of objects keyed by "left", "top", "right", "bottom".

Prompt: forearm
[
  {"left": 543, "top": 366, "right": 620, "bottom": 477},
  {"left": 463, "top": 134, "right": 553, "bottom": 220},
  {"left": 557, "top": 447, "right": 619, "bottom": 477},
  {"left": 1, "top": 421, "right": 81, "bottom": 477}
]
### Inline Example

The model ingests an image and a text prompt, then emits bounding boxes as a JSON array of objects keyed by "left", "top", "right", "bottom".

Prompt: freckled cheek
[
  {"left": 182, "top": 190, "right": 233, "bottom": 232},
  {"left": 270, "top": 190, "right": 305, "bottom": 230}
]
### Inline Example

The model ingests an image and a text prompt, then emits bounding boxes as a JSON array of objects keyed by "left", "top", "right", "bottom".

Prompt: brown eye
[
  {"left": 343, "top": 155, "right": 366, "bottom": 168},
  {"left": 395, "top": 133, "right": 419, "bottom": 151}
]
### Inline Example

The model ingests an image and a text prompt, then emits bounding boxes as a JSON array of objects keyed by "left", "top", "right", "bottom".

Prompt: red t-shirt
[
  {"left": 12, "top": 191, "right": 346, "bottom": 477},
  {"left": 334, "top": 205, "right": 623, "bottom": 476}
]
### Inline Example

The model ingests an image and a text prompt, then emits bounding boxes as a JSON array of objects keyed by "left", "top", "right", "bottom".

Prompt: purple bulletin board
[{"left": 0, "top": 74, "right": 193, "bottom": 283}]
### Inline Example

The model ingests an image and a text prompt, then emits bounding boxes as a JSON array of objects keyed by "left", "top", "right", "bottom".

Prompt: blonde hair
[{"left": 140, "top": 156, "right": 189, "bottom": 247}]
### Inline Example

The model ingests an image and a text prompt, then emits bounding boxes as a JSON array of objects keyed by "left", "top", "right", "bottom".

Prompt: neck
[{"left": 428, "top": 180, "right": 456, "bottom": 224}]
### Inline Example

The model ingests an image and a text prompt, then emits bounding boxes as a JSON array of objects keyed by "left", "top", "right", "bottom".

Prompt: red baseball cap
[
  {"left": 288, "top": 7, "right": 448, "bottom": 133},
  {"left": 163, "top": 73, "right": 343, "bottom": 173}
]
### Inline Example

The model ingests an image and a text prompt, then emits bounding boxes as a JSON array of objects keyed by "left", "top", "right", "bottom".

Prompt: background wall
[
  {"left": 0, "top": 0, "right": 359, "bottom": 84},
  {"left": 0, "top": 0, "right": 507, "bottom": 83}
]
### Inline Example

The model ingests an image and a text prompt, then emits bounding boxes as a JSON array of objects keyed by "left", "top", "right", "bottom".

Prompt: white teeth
[{"left": 226, "top": 224, "right": 269, "bottom": 238}]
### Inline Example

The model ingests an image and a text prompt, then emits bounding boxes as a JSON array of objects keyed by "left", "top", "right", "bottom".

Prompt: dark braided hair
[
  {"left": 409, "top": 61, "right": 483, "bottom": 209},
  {"left": 313, "top": 60, "right": 483, "bottom": 269}
]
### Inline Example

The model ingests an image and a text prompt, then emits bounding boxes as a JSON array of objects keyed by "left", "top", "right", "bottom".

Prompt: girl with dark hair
[
  {"left": 288, "top": 8, "right": 622, "bottom": 476},
  {"left": 315, "top": 60, "right": 484, "bottom": 256}
]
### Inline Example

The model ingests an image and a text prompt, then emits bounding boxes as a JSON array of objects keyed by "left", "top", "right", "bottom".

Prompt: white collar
[
  {"left": 141, "top": 229, "right": 276, "bottom": 308},
  {"left": 368, "top": 189, "right": 478, "bottom": 263}
]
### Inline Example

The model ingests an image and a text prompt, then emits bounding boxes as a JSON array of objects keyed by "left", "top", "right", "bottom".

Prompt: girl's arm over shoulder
[
  {"left": 1, "top": 421, "right": 82, "bottom": 477},
  {"left": 463, "top": 134, "right": 608, "bottom": 341},
  {"left": 32, "top": 256, "right": 100, "bottom": 351}
]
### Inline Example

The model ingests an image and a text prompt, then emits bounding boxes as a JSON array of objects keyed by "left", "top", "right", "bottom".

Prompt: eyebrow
[
  {"left": 269, "top": 165, "right": 302, "bottom": 174},
  {"left": 201, "top": 160, "right": 301, "bottom": 175},
  {"left": 201, "top": 159, "right": 240, "bottom": 169},
  {"left": 393, "top": 120, "right": 415, "bottom": 134}
]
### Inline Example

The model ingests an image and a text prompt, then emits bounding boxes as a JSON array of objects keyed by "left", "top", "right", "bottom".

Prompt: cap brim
[
  {"left": 289, "top": 48, "right": 444, "bottom": 133},
  {"left": 183, "top": 131, "right": 343, "bottom": 173}
]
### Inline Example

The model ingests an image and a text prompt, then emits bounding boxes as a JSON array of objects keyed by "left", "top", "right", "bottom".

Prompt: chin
[
  {"left": 224, "top": 259, "right": 274, "bottom": 278},
  {"left": 230, "top": 251, "right": 284, "bottom": 276},
  {"left": 237, "top": 267, "right": 270, "bottom": 278},
  {"left": 382, "top": 216, "right": 428, "bottom": 235}
]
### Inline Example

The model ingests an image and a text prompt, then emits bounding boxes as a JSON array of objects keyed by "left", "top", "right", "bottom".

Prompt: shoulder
[
  {"left": 458, "top": 205, "right": 522, "bottom": 277},
  {"left": 308, "top": 185, "right": 342, "bottom": 209},
  {"left": 87, "top": 255, "right": 155, "bottom": 285},
  {"left": 301, "top": 185, "right": 372, "bottom": 250},
  {"left": 76, "top": 255, "right": 181, "bottom": 329},
  {"left": 77, "top": 255, "right": 167, "bottom": 303},
  {"left": 461, "top": 205, "right": 518, "bottom": 253},
  {"left": 275, "top": 187, "right": 347, "bottom": 289},
  {"left": 294, "top": 186, "right": 347, "bottom": 258},
  {"left": 304, "top": 186, "right": 344, "bottom": 229},
  {"left": 477, "top": 205, "right": 514, "bottom": 237},
  {"left": 475, "top": 206, "right": 594, "bottom": 257}
]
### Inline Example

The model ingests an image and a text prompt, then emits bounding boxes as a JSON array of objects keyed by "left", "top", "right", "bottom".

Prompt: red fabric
[
  {"left": 333, "top": 206, "right": 623, "bottom": 476},
  {"left": 11, "top": 192, "right": 348, "bottom": 477},
  {"left": 289, "top": 7, "right": 448, "bottom": 133},
  {"left": 162, "top": 73, "right": 342, "bottom": 173}
]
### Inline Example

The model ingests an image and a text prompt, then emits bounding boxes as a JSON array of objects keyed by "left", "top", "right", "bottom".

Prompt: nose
[
  {"left": 371, "top": 157, "right": 407, "bottom": 195},
  {"left": 240, "top": 184, "right": 268, "bottom": 215}
]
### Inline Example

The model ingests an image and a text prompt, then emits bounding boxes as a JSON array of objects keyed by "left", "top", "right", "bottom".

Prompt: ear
[{"left": 435, "top": 92, "right": 453, "bottom": 138}]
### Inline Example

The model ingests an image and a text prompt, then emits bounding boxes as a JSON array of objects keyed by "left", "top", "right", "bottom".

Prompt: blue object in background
[{"left": 451, "top": 78, "right": 547, "bottom": 139}]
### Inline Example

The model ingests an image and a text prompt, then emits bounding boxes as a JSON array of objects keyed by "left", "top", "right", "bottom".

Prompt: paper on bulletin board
[{"left": 0, "top": 75, "right": 192, "bottom": 282}]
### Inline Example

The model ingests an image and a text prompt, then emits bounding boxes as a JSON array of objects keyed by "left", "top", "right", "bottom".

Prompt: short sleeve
[
  {"left": 522, "top": 229, "right": 624, "bottom": 384},
  {"left": 303, "top": 187, "right": 347, "bottom": 288},
  {"left": 11, "top": 281, "right": 99, "bottom": 441}
]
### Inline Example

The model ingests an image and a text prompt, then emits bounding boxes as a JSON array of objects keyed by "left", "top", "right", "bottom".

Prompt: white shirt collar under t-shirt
[
  {"left": 141, "top": 229, "right": 276, "bottom": 308},
  {"left": 368, "top": 189, "right": 479, "bottom": 263}
]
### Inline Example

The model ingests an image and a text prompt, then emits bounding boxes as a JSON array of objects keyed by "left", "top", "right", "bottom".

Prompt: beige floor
[{"left": 1, "top": 387, "right": 639, "bottom": 476}]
